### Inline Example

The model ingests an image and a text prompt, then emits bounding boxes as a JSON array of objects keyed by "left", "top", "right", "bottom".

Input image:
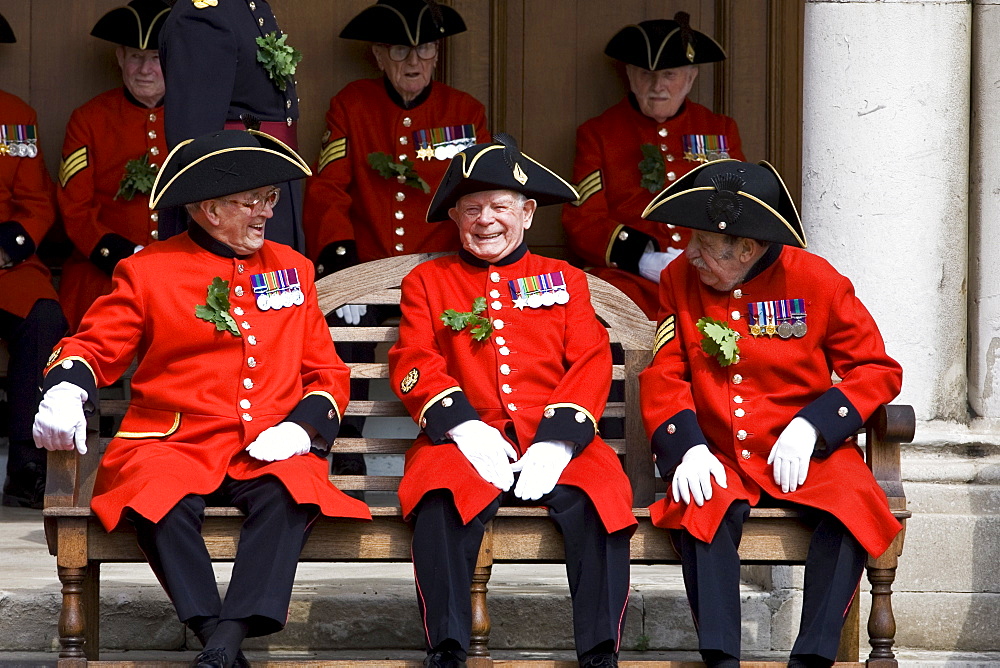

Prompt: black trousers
[
  {"left": 0, "top": 299, "right": 68, "bottom": 478},
  {"left": 674, "top": 499, "right": 866, "bottom": 661},
  {"left": 411, "top": 486, "right": 631, "bottom": 657},
  {"left": 128, "top": 475, "right": 315, "bottom": 637}
]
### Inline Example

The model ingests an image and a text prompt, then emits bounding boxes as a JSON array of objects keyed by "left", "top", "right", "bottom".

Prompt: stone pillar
[
  {"left": 801, "top": 0, "right": 971, "bottom": 422},
  {"left": 969, "top": 1, "right": 1000, "bottom": 419}
]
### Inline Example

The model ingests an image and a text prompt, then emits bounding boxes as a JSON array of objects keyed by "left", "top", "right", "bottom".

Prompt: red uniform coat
[
  {"left": 638, "top": 246, "right": 903, "bottom": 557},
  {"left": 562, "top": 97, "right": 743, "bottom": 317},
  {"left": 0, "top": 90, "right": 58, "bottom": 319},
  {"left": 43, "top": 231, "right": 371, "bottom": 531},
  {"left": 303, "top": 79, "right": 488, "bottom": 276},
  {"left": 57, "top": 88, "right": 166, "bottom": 331},
  {"left": 388, "top": 246, "right": 635, "bottom": 534}
]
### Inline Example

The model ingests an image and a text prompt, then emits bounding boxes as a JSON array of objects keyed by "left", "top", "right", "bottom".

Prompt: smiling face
[
  {"left": 626, "top": 63, "right": 698, "bottom": 123},
  {"left": 449, "top": 190, "right": 537, "bottom": 263},
  {"left": 372, "top": 42, "right": 438, "bottom": 104},
  {"left": 116, "top": 46, "right": 164, "bottom": 109},
  {"left": 197, "top": 186, "right": 280, "bottom": 256},
  {"left": 685, "top": 229, "right": 765, "bottom": 292}
]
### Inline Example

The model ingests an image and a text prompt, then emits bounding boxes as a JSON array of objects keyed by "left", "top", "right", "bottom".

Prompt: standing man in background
[
  {"left": 158, "top": 0, "right": 305, "bottom": 251},
  {"left": 562, "top": 13, "right": 744, "bottom": 318},
  {"left": 57, "top": 0, "right": 170, "bottom": 333}
]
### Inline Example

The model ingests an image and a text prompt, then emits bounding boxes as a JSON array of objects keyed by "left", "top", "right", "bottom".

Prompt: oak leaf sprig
[
  {"left": 638, "top": 143, "right": 666, "bottom": 193},
  {"left": 441, "top": 297, "right": 493, "bottom": 341},
  {"left": 195, "top": 277, "right": 242, "bottom": 337},
  {"left": 368, "top": 152, "right": 430, "bottom": 193},
  {"left": 696, "top": 316, "right": 739, "bottom": 366},
  {"left": 255, "top": 31, "right": 302, "bottom": 92},
  {"left": 115, "top": 153, "right": 157, "bottom": 201}
]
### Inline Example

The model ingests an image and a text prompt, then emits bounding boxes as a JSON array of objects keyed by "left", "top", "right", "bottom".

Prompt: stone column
[
  {"left": 969, "top": 1, "right": 1000, "bottom": 419},
  {"left": 801, "top": 0, "right": 971, "bottom": 422}
]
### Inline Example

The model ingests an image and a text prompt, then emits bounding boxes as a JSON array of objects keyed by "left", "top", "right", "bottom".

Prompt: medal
[
  {"left": 747, "top": 302, "right": 762, "bottom": 337},
  {"left": 251, "top": 267, "right": 303, "bottom": 311},
  {"left": 508, "top": 271, "right": 570, "bottom": 310},
  {"left": 764, "top": 301, "right": 776, "bottom": 337},
  {"left": 791, "top": 298, "right": 807, "bottom": 337},
  {"left": 776, "top": 299, "right": 793, "bottom": 339}
]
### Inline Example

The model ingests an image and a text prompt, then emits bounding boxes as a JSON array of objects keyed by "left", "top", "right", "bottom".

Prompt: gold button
[
  {"left": 442, "top": 397, "right": 453, "bottom": 408},
  {"left": 61, "top": 359, "right": 73, "bottom": 369},
  {"left": 398, "top": 154, "right": 407, "bottom": 161},
  {"left": 617, "top": 230, "right": 629, "bottom": 241},
  {"left": 672, "top": 233, "right": 682, "bottom": 242},
  {"left": 317, "top": 264, "right": 325, "bottom": 274},
  {"left": 492, "top": 319, "right": 504, "bottom": 330},
  {"left": 491, "top": 301, "right": 502, "bottom": 310},
  {"left": 667, "top": 224, "right": 676, "bottom": 229},
  {"left": 148, "top": 130, "right": 157, "bottom": 139},
  {"left": 667, "top": 171, "right": 677, "bottom": 181},
  {"left": 574, "top": 411, "right": 587, "bottom": 423},
  {"left": 395, "top": 227, "right": 405, "bottom": 236},
  {"left": 499, "top": 364, "right": 511, "bottom": 375},
  {"left": 240, "top": 399, "right": 251, "bottom": 409},
  {"left": 735, "top": 408, "right": 745, "bottom": 418},
  {"left": 247, "top": 357, "right": 256, "bottom": 367},
  {"left": 420, "top": 417, "right": 427, "bottom": 428},
  {"left": 733, "top": 395, "right": 743, "bottom": 404},
  {"left": 286, "top": 99, "right": 292, "bottom": 109},
  {"left": 666, "top": 154, "right": 675, "bottom": 162},
  {"left": 543, "top": 408, "right": 555, "bottom": 418},
  {"left": 733, "top": 289, "right": 743, "bottom": 299},
  {"left": 327, "top": 409, "right": 336, "bottom": 420},
  {"left": 395, "top": 243, "right": 404, "bottom": 252},
  {"left": 495, "top": 336, "right": 505, "bottom": 345},
  {"left": 336, "top": 246, "right": 347, "bottom": 256},
  {"left": 741, "top": 449, "right": 751, "bottom": 460},
  {"left": 258, "top": 17, "right": 264, "bottom": 26},
  {"left": 150, "top": 146, "right": 160, "bottom": 156},
  {"left": 737, "top": 430, "right": 747, "bottom": 440},
  {"left": 234, "top": 307, "right": 244, "bottom": 316},
  {"left": 238, "top": 264, "right": 245, "bottom": 273},
  {"left": 499, "top": 346, "right": 509, "bottom": 356},
  {"left": 151, "top": 213, "right": 159, "bottom": 223},
  {"left": 507, "top": 402, "right": 517, "bottom": 411},
  {"left": 490, "top": 290, "right": 500, "bottom": 298},
  {"left": 100, "top": 247, "right": 110, "bottom": 257},
  {"left": 286, "top": 117, "right": 292, "bottom": 126},
  {"left": 235, "top": 286, "right": 244, "bottom": 296},
  {"left": 248, "top": 335, "right": 257, "bottom": 345},
  {"left": 838, "top": 406, "right": 849, "bottom": 417},
  {"left": 658, "top": 128, "right": 668, "bottom": 137},
  {"left": 502, "top": 384, "right": 512, "bottom": 394},
  {"left": 609, "top": 262, "right": 618, "bottom": 268},
  {"left": 242, "top": 413, "right": 253, "bottom": 421},
  {"left": 732, "top": 374, "right": 743, "bottom": 384},
  {"left": 403, "top": 117, "right": 412, "bottom": 127},
  {"left": 396, "top": 192, "right": 405, "bottom": 202},
  {"left": 249, "top": 1, "right": 256, "bottom": 9},
  {"left": 395, "top": 210, "right": 404, "bottom": 220},
  {"left": 399, "top": 136, "right": 408, "bottom": 145},
  {"left": 241, "top": 321, "right": 250, "bottom": 330},
  {"left": 731, "top": 311, "right": 740, "bottom": 320},
  {"left": 718, "top": 221, "right": 728, "bottom": 230},
  {"left": 150, "top": 229, "right": 159, "bottom": 240},
  {"left": 490, "top": 272, "right": 500, "bottom": 283},
  {"left": 243, "top": 378, "right": 253, "bottom": 389},
  {"left": 660, "top": 143, "right": 668, "bottom": 152},
  {"left": 149, "top": 113, "right": 157, "bottom": 122},
  {"left": 666, "top": 423, "right": 676, "bottom": 434}
]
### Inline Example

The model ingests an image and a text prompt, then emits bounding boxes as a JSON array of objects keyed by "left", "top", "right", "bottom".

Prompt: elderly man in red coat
[
  {"left": 562, "top": 13, "right": 745, "bottom": 318},
  {"left": 34, "top": 129, "right": 371, "bottom": 668},
  {"left": 389, "top": 135, "right": 636, "bottom": 668},
  {"left": 639, "top": 160, "right": 903, "bottom": 668},
  {"left": 57, "top": 0, "right": 170, "bottom": 333}
]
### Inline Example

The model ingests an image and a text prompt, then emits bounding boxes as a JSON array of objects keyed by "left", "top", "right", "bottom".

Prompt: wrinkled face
[
  {"left": 450, "top": 190, "right": 537, "bottom": 264},
  {"left": 685, "top": 229, "right": 758, "bottom": 292},
  {"left": 626, "top": 64, "right": 698, "bottom": 123},
  {"left": 116, "top": 46, "right": 164, "bottom": 108},
  {"left": 372, "top": 42, "right": 438, "bottom": 103},
  {"left": 206, "top": 186, "right": 280, "bottom": 256}
]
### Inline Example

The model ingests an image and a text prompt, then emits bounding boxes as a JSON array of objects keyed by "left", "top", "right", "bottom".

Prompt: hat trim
[
  {"left": 148, "top": 130, "right": 312, "bottom": 209},
  {"left": 642, "top": 185, "right": 806, "bottom": 249},
  {"left": 759, "top": 159, "right": 806, "bottom": 247},
  {"left": 626, "top": 22, "right": 728, "bottom": 70},
  {"left": 373, "top": 4, "right": 430, "bottom": 46},
  {"left": 117, "top": 5, "right": 170, "bottom": 50},
  {"left": 651, "top": 27, "right": 680, "bottom": 71},
  {"left": 457, "top": 145, "right": 579, "bottom": 199}
]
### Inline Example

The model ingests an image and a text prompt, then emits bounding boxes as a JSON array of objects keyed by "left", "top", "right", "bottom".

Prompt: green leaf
[
  {"left": 194, "top": 277, "right": 241, "bottom": 337},
  {"left": 469, "top": 317, "right": 493, "bottom": 341},
  {"left": 367, "top": 152, "right": 430, "bottom": 193},
  {"left": 441, "top": 299, "right": 493, "bottom": 342},
  {"left": 256, "top": 31, "right": 302, "bottom": 92},
  {"left": 696, "top": 316, "right": 740, "bottom": 367},
  {"left": 440, "top": 309, "right": 472, "bottom": 331},
  {"left": 115, "top": 153, "right": 158, "bottom": 201},
  {"left": 638, "top": 143, "right": 666, "bottom": 193},
  {"left": 471, "top": 297, "right": 487, "bottom": 315}
]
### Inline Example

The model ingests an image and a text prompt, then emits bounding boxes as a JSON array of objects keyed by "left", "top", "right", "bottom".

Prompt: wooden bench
[{"left": 42, "top": 253, "right": 914, "bottom": 667}]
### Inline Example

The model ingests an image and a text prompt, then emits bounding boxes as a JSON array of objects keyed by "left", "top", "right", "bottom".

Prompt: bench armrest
[{"left": 864, "top": 403, "right": 914, "bottom": 516}]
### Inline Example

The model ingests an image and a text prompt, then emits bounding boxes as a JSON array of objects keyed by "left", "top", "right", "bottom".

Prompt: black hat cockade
[
  {"left": 91, "top": 0, "right": 171, "bottom": 50},
  {"left": 340, "top": 0, "right": 466, "bottom": 46},
  {"left": 0, "top": 13, "right": 15, "bottom": 44},
  {"left": 642, "top": 159, "right": 806, "bottom": 248},
  {"left": 605, "top": 12, "right": 726, "bottom": 71},
  {"left": 149, "top": 129, "right": 312, "bottom": 210},
  {"left": 426, "top": 133, "right": 578, "bottom": 223}
]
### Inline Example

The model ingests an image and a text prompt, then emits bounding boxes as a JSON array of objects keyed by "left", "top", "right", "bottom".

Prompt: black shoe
[
  {"left": 579, "top": 653, "right": 618, "bottom": 668},
  {"left": 191, "top": 647, "right": 228, "bottom": 668},
  {"left": 2, "top": 462, "right": 45, "bottom": 509},
  {"left": 423, "top": 650, "right": 467, "bottom": 668},
  {"left": 788, "top": 654, "right": 833, "bottom": 668}
]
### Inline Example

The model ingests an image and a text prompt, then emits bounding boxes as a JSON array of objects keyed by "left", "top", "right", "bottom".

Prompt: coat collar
[
  {"left": 123, "top": 85, "right": 164, "bottom": 110},
  {"left": 188, "top": 221, "right": 252, "bottom": 260},
  {"left": 626, "top": 93, "right": 687, "bottom": 123},
  {"left": 458, "top": 241, "right": 528, "bottom": 268},
  {"left": 741, "top": 243, "right": 782, "bottom": 285},
  {"left": 383, "top": 76, "right": 433, "bottom": 110}
]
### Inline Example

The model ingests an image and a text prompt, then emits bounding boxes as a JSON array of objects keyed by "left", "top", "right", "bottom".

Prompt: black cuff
[
  {"left": 423, "top": 391, "right": 479, "bottom": 444},
  {"left": 286, "top": 394, "right": 341, "bottom": 450},
  {"left": 90, "top": 233, "right": 136, "bottom": 276},
  {"left": 43, "top": 360, "right": 98, "bottom": 417},
  {"left": 533, "top": 406, "right": 596, "bottom": 455},
  {"left": 0, "top": 221, "right": 36, "bottom": 265},
  {"left": 608, "top": 225, "right": 657, "bottom": 275},
  {"left": 650, "top": 409, "right": 706, "bottom": 481},
  {"left": 796, "top": 387, "right": 863, "bottom": 459},
  {"left": 316, "top": 241, "right": 359, "bottom": 279}
]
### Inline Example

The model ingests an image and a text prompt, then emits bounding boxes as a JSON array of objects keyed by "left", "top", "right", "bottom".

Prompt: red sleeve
[{"left": 57, "top": 107, "right": 116, "bottom": 258}]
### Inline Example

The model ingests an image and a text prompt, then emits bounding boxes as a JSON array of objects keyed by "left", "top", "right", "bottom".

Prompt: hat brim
[
  {"left": 149, "top": 130, "right": 312, "bottom": 210},
  {"left": 91, "top": 2, "right": 170, "bottom": 50},
  {"left": 0, "top": 14, "right": 15, "bottom": 43},
  {"left": 642, "top": 159, "right": 806, "bottom": 248},
  {"left": 340, "top": 3, "right": 466, "bottom": 45},
  {"left": 605, "top": 22, "right": 726, "bottom": 70}
]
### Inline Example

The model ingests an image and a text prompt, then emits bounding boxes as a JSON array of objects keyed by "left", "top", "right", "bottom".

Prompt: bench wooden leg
[
  {"left": 469, "top": 520, "right": 494, "bottom": 662},
  {"left": 83, "top": 562, "right": 100, "bottom": 660},
  {"left": 865, "top": 532, "right": 903, "bottom": 667},
  {"left": 57, "top": 565, "right": 87, "bottom": 659}
]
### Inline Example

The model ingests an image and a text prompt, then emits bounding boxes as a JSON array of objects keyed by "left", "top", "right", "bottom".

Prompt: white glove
[
  {"left": 133, "top": 245, "right": 144, "bottom": 254},
  {"left": 245, "top": 421, "right": 311, "bottom": 462},
  {"left": 33, "top": 382, "right": 89, "bottom": 454},
  {"left": 447, "top": 419, "right": 518, "bottom": 491},
  {"left": 671, "top": 443, "right": 727, "bottom": 506},
  {"left": 767, "top": 417, "right": 818, "bottom": 493},
  {"left": 638, "top": 245, "right": 684, "bottom": 282},
  {"left": 511, "top": 440, "right": 574, "bottom": 501},
  {"left": 334, "top": 304, "right": 368, "bottom": 325}
]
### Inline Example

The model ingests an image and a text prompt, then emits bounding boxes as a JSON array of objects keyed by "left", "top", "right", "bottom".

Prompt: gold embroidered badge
[
  {"left": 192, "top": 0, "right": 218, "bottom": 8},
  {"left": 46, "top": 347, "right": 62, "bottom": 368},
  {"left": 400, "top": 368, "right": 420, "bottom": 394}
]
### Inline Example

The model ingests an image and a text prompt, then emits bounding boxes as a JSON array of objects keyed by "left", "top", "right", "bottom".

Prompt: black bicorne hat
[
  {"left": 0, "top": 13, "right": 15, "bottom": 44},
  {"left": 426, "top": 133, "right": 578, "bottom": 223},
  {"left": 605, "top": 12, "right": 726, "bottom": 71},
  {"left": 91, "top": 0, "right": 170, "bottom": 50},
  {"left": 149, "top": 129, "right": 312, "bottom": 210},
  {"left": 642, "top": 159, "right": 806, "bottom": 248},
  {"left": 340, "top": 0, "right": 466, "bottom": 46}
]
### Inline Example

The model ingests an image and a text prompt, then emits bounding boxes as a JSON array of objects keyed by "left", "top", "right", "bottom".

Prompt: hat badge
[
  {"left": 513, "top": 162, "right": 528, "bottom": 185},
  {"left": 706, "top": 172, "right": 744, "bottom": 230}
]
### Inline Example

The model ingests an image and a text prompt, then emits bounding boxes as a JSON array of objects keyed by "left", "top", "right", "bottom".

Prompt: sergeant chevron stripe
[
  {"left": 58, "top": 146, "right": 89, "bottom": 187},
  {"left": 571, "top": 169, "right": 602, "bottom": 206},
  {"left": 317, "top": 137, "right": 348, "bottom": 172},
  {"left": 653, "top": 315, "right": 675, "bottom": 355}
]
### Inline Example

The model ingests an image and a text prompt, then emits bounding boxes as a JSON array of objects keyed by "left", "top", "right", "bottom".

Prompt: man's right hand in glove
[
  {"left": 671, "top": 443, "right": 727, "bottom": 506},
  {"left": 32, "top": 381, "right": 89, "bottom": 455},
  {"left": 447, "top": 419, "right": 519, "bottom": 491}
]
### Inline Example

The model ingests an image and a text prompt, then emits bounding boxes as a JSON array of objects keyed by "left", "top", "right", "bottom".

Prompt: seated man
[
  {"left": 33, "top": 129, "right": 371, "bottom": 668},
  {"left": 389, "top": 134, "right": 636, "bottom": 668},
  {"left": 639, "top": 159, "right": 903, "bottom": 668}
]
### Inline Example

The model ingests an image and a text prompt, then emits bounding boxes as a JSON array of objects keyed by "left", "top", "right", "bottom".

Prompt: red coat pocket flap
[{"left": 115, "top": 406, "right": 182, "bottom": 439}]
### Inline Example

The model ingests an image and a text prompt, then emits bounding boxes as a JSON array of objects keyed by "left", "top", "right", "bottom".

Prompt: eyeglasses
[
  {"left": 382, "top": 42, "right": 438, "bottom": 62},
  {"left": 224, "top": 188, "right": 280, "bottom": 216}
]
